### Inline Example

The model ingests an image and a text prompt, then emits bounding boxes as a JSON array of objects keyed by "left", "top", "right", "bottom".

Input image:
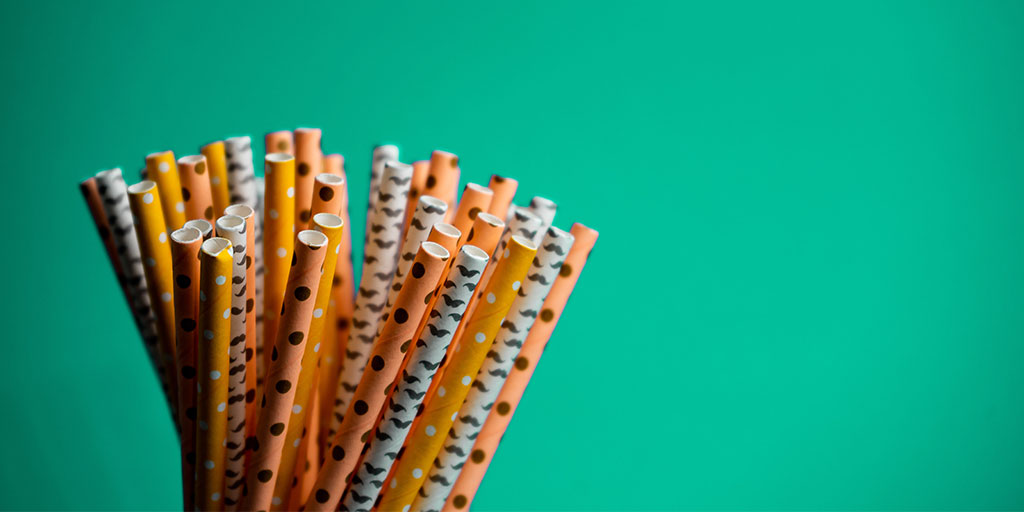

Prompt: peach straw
[
  {"left": 201, "top": 141, "right": 231, "bottom": 216},
  {"left": 224, "top": 205, "right": 259, "bottom": 441},
  {"left": 224, "top": 136, "right": 258, "bottom": 209},
  {"left": 196, "top": 237, "right": 234, "bottom": 511},
  {"left": 330, "top": 161, "right": 413, "bottom": 438},
  {"left": 305, "top": 241, "right": 450, "bottom": 512},
  {"left": 382, "top": 195, "right": 448, "bottom": 324},
  {"left": 364, "top": 145, "right": 399, "bottom": 235},
  {"left": 422, "top": 150, "right": 461, "bottom": 219},
  {"left": 376, "top": 235, "right": 537, "bottom": 511},
  {"left": 94, "top": 169, "right": 168, "bottom": 400},
  {"left": 485, "top": 175, "right": 518, "bottom": 221},
  {"left": 242, "top": 230, "right": 329, "bottom": 512},
  {"left": 404, "top": 159, "right": 431, "bottom": 230},
  {"left": 444, "top": 224, "right": 598, "bottom": 511},
  {"left": 269, "top": 213, "right": 345, "bottom": 511},
  {"left": 309, "top": 173, "right": 345, "bottom": 220},
  {"left": 144, "top": 151, "right": 187, "bottom": 230},
  {"left": 186, "top": 219, "right": 214, "bottom": 241},
  {"left": 127, "top": 180, "right": 180, "bottom": 421},
  {"left": 261, "top": 153, "right": 296, "bottom": 392},
  {"left": 294, "top": 128, "right": 323, "bottom": 230},
  {"left": 266, "top": 130, "right": 294, "bottom": 155},
  {"left": 178, "top": 154, "right": 215, "bottom": 223},
  {"left": 170, "top": 226, "right": 203, "bottom": 510},
  {"left": 214, "top": 214, "right": 250, "bottom": 508},
  {"left": 415, "top": 227, "right": 575, "bottom": 510},
  {"left": 79, "top": 177, "right": 132, "bottom": 313},
  {"left": 450, "top": 183, "right": 493, "bottom": 238},
  {"left": 340, "top": 245, "right": 488, "bottom": 510},
  {"left": 526, "top": 196, "right": 558, "bottom": 244}
]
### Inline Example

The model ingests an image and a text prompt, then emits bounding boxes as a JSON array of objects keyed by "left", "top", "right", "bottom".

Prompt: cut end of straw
[
  {"left": 419, "top": 195, "right": 447, "bottom": 212},
  {"left": 224, "top": 204, "right": 254, "bottom": 219},
  {"left": 178, "top": 154, "right": 205, "bottom": 165},
  {"left": 127, "top": 180, "right": 156, "bottom": 194},
  {"left": 421, "top": 241, "right": 450, "bottom": 260},
  {"left": 216, "top": 214, "right": 245, "bottom": 233},
  {"left": 315, "top": 173, "right": 345, "bottom": 186},
  {"left": 434, "top": 222, "right": 461, "bottom": 240},
  {"left": 184, "top": 219, "right": 213, "bottom": 237},
  {"left": 545, "top": 225, "right": 572, "bottom": 242},
  {"left": 510, "top": 234, "right": 537, "bottom": 251},
  {"left": 145, "top": 150, "right": 173, "bottom": 161},
  {"left": 171, "top": 226, "right": 203, "bottom": 244},
  {"left": 201, "top": 237, "right": 232, "bottom": 256},
  {"left": 312, "top": 213, "right": 343, "bottom": 229},
  {"left": 465, "top": 182, "right": 493, "bottom": 195},
  {"left": 475, "top": 212, "right": 504, "bottom": 229},
  {"left": 266, "top": 152, "right": 294, "bottom": 163},
  {"left": 461, "top": 244, "right": 489, "bottom": 262},
  {"left": 297, "top": 229, "right": 328, "bottom": 248}
]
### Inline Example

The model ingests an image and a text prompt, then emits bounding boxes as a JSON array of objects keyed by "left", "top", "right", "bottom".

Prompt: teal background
[{"left": 1, "top": 0, "right": 1023, "bottom": 509}]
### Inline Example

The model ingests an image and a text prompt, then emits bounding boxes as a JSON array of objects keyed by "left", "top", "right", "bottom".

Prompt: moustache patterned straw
[{"left": 78, "top": 127, "right": 597, "bottom": 511}]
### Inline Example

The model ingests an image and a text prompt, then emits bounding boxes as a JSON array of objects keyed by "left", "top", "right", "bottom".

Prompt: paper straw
[
  {"left": 201, "top": 141, "right": 231, "bottom": 216},
  {"left": 261, "top": 153, "right": 296, "bottom": 389},
  {"left": 305, "top": 242, "right": 450, "bottom": 512},
  {"left": 414, "top": 227, "right": 574, "bottom": 510},
  {"left": 243, "top": 229, "right": 329, "bottom": 512},
  {"left": 214, "top": 214, "right": 250, "bottom": 508},
  {"left": 266, "top": 130, "right": 294, "bottom": 155},
  {"left": 341, "top": 245, "right": 488, "bottom": 511},
  {"left": 224, "top": 205, "right": 259, "bottom": 442},
  {"left": 127, "top": 180, "right": 180, "bottom": 420},
  {"left": 94, "top": 169, "right": 169, "bottom": 400},
  {"left": 461, "top": 212, "right": 505, "bottom": 256},
  {"left": 485, "top": 175, "right": 517, "bottom": 221},
  {"left": 170, "top": 226, "right": 203, "bottom": 510},
  {"left": 225, "top": 136, "right": 258, "bottom": 209},
  {"left": 330, "top": 161, "right": 413, "bottom": 438},
  {"left": 144, "top": 151, "right": 187, "bottom": 230},
  {"left": 526, "top": 196, "right": 558, "bottom": 244},
  {"left": 179, "top": 154, "right": 216, "bottom": 223},
  {"left": 376, "top": 236, "right": 537, "bottom": 511},
  {"left": 450, "top": 183, "right": 493, "bottom": 238},
  {"left": 79, "top": 177, "right": 132, "bottom": 312},
  {"left": 422, "top": 150, "right": 460, "bottom": 218},
  {"left": 365, "top": 145, "right": 399, "bottom": 232},
  {"left": 196, "top": 237, "right": 234, "bottom": 511},
  {"left": 310, "top": 173, "right": 345, "bottom": 219},
  {"left": 444, "top": 223, "right": 598, "bottom": 511},
  {"left": 269, "top": 214, "right": 345, "bottom": 511},
  {"left": 410, "top": 222, "right": 463, "bottom": 377},
  {"left": 294, "top": 128, "right": 323, "bottom": 230},
  {"left": 253, "top": 176, "right": 267, "bottom": 390},
  {"left": 322, "top": 153, "right": 344, "bottom": 177},
  {"left": 382, "top": 195, "right": 448, "bottom": 325},
  {"left": 404, "top": 159, "right": 431, "bottom": 230},
  {"left": 186, "top": 219, "right": 214, "bottom": 241}
]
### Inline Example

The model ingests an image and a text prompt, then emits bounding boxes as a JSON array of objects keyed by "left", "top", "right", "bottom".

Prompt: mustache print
[
  {"left": 471, "top": 380, "right": 490, "bottom": 392},
  {"left": 229, "top": 363, "right": 246, "bottom": 375},
  {"left": 379, "top": 193, "right": 396, "bottom": 202},
  {"left": 381, "top": 206, "right": 402, "bottom": 217},
  {"left": 422, "top": 203, "right": 446, "bottom": 215},
  {"left": 528, "top": 273, "right": 551, "bottom": 285},
  {"left": 372, "top": 238, "right": 397, "bottom": 248},
  {"left": 458, "top": 415, "right": 483, "bottom": 427},
  {"left": 419, "top": 359, "right": 441, "bottom": 371},
  {"left": 520, "top": 309, "right": 538, "bottom": 318},
  {"left": 447, "top": 312, "right": 463, "bottom": 322},
  {"left": 375, "top": 429, "right": 393, "bottom": 441},
  {"left": 389, "top": 417, "right": 413, "bottom": 429},
  {"left": 504, "top": 338, "right": 524, "bottom": 349},
  {"left": 345, "top": 349, "right": 361, "bottom": 360},
  {"left": 388, "top": 400, "right": 406, "bottom": 413},
  {"left": 428, "top": 474, "right": 451, "bottom": 486},
  {"left": 456, "top": 265, "right": 480, "bottom": 277},
  {"left": 441, "top": 295, "right": 465, "bottom": 307},
  {"left": 362, "top": 462, "right": 387, "bottom": 476},
  {"left": 486, "top": 350, "right": 505, "bottom": 363},
  {"left": 402, "top": 252, "right": 415, "bottom": 261},
  {"left": 427, "top": 324, "right": 451, "bottom": 337},
  {"left": 404, "top": 388, "right": 427, "bottom": 400},
  {"left": 357, "top": 287, "right": 379, "bottom": 298},
  {"left": 387, "top": 175, "right": 412, "bottom": 185},
  {"left": 351, "top": 318, "right": 370, "bottom": 329},
  {"left": 370, "top": 223, "right": 387, "bottom": 233},
  {"left": 416, "top": 338, "right": 428, "bottom": 348},
  {"left": 342, "top": 381, "right": 358, "bottom": 392},
  {"left": 444, "top": 444, "right": 467, "bottom": 457},
  {"left": 349, "top": 490, "right": 372, "bottom": 504},
  {"left": 488, "top": 368, "right": 508, "bottom": 378},
  {"left": 402, "top": 372, "right": 421, "bottom": 384},
  {"left": 410, "top": 217, "right": 428, "bottom": 230},
  {"left": 365, "top": 302, "right": 386, "bottom": 313}
]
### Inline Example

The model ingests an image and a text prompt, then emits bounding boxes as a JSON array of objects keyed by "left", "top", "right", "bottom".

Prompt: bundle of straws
[{"left": 79, "top": 128, "right": 598, "bottom": 512}]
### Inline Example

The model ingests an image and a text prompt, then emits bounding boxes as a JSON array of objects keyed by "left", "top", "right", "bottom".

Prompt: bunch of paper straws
[{"left": 79, "top": 128, "right": 598, "bottom": 512}]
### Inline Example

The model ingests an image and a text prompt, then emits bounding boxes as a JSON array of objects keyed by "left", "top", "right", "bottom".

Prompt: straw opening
[
  {"left": 298, "top": 230, "right": 328, "bottom": 247},
  {"left": 313, "top": 213, "right": 343, "bottom": 229},
  {"left": 421, "top": 241, "right": 450, "bottom": 260},
  {"left": 178, "top": 154, "right": 205, "bottom": 165},
  {"left": 476, "top": 212, "right": 503, "bottom": 228},
  {"left": 435, "top": 223, "right": 460, "bottom": 239},
  {"left": 316, "top": 173, "right": 345, "bottom": 185},
  {"left": 127, "top": 181, "right": 156, "bottom": 194},
  {"left": 266, "top": 152, "right": 293, "bottom": 162},
  {"left": 184, "top": 219, "right": 213, "bottom": 235},
  {"left": 224, "top": 204, "right": 254, "bottom": 219},
  {"left": 465, "top": 183, "right": 492, "bottom": 195},
  {"left": 511, "top": 234, "right": 537, "bottom": 251},
  {"left": 461, "top": 244, "right": 489, "bottom": 261},
  {"left": 216, "top": 214, "right": 245, "bottom": 232},
  {"left": 201, "top": 237, "right": 232, "bottom": 256},
  {"left": 145, "top": 150, "right": 173, "bottom": 160},
  {"left": 171, "top": 226, "right": 203, "bottom": 244},
  {"left": 420, "top": 195, "right": 446, "bottom": 210}
]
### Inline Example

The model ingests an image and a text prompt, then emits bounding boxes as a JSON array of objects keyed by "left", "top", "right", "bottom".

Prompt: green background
[{"left": 1, "top": 0, "right": 1023, "bottom": 509}]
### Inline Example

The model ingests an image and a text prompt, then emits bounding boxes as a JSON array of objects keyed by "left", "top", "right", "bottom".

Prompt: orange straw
[
  {"left": 294, "top": 128, "right": 323, "bottom": 230},
  {"left": 305, "top": 241, "right": 450, "bottom": 511},
  {"left": 404, "top": 159, "right": 431, "bottom": 231},
  {"left": 201, "top": 141, "right": 231, "bottom": 216},
  {"left": 422, "top": 150, "right": 461, "bottom": 217},
  {"left": 443, "top": 224, "right": 598, "bottom": 510},
  {"left": 261, "top": 153, "right": 296, "bottom": 390},
  {"left": 242, "top": 230, "right": 328, "bottom": 512},
  {"left": 451, "top": 183, "right": 493, "bottom": 237},
  {"left": 266, "top": 130, "right": 294, "bottom": 156},
  {"left": 144, "top": 150, "right": 188, "bottom": 230},
  {"left": 486, "top": 175, "right": 517, "bottom": 221},
  {"left": 170, "top": 225, "right": 203, "bottom": 510},
  {"left": 179, "top": 154, "right": 215, "bottom": 223}
]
